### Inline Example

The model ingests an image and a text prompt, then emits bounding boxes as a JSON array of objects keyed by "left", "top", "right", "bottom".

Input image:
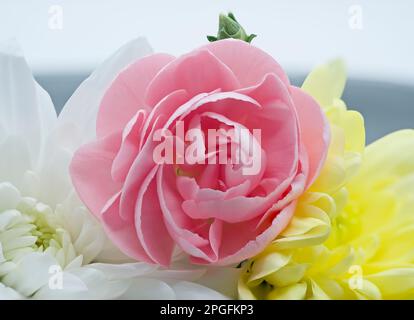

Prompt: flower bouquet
[{"left": 1, "top": 13, "right": 413, "bottom": 300}]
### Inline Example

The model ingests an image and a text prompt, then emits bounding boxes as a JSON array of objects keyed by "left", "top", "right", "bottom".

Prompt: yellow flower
[{"left": 239, "top": 60, "right": 414, "bottom": 300}]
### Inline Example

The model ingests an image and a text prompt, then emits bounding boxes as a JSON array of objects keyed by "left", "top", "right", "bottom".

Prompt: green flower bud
[{"left": 207, "top": 12, "right": 256, "bottom": 43}]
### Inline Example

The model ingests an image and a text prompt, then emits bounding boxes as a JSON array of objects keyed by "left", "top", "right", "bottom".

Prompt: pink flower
[{"left": 70, "top": 39, "right": 330, "bottom": 266}]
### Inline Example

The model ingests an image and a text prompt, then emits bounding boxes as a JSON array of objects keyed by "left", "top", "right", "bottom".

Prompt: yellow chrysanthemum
[{"left": 239, "top": 60, "right": 414, "bottom": 300}]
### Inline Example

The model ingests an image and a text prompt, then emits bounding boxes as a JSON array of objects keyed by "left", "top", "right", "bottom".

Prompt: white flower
[{"left": 0, "top": 39, "right": 238, "bottom": 299}]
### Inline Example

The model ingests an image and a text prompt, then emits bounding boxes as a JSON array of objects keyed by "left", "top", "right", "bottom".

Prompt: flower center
[
  {"left": 0, "top": 182, "right": 77, "bottom": 268},
  {"left": 24, "top": 202, "right": 60, "bottom": 250}
]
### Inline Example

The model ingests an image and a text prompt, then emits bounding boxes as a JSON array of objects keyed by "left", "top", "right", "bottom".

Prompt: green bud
[{"left": 207, "top": 12, "right": 256, "bottom": 43}]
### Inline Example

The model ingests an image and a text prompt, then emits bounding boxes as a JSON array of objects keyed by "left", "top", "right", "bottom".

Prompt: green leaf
[{"left": 207, "top": 35, "right": 218, "bottom": 42}]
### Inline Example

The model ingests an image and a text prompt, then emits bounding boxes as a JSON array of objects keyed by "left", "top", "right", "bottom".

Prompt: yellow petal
[
  {"left": 302, "top": 59, "right": 346, "bottom": 108},
  {"left": 248, "top": 252, "right": 290, "bottom": 282},
  {"left": 309, "top": 280, "right": 330, "bottom": 300},
  {"left": 353, "top": 280, "right": 382, "bottom": 300},
  {"left": 264, "top": 263, "right": 307, "bottom": 287},
  {"left": 367, "top": 269, "right": 414, "bottom": 298},
  {"left": 238, "top": 268, "right": 257, "bottom": 300},
  {"left": 351, "top": 130, "right": 414, "bottom": 192}
]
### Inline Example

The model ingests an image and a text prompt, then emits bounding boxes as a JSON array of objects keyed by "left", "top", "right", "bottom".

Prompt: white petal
[
  {"left": 93, "top": 237, "right": 133, "bottom": 263},
  {"left": 149, "top": 267, "right": 206, "bottom": 282},
  {"left": 0, "top": 182, "right": 21, "bottom": 212},
  {"left": 86, "top": 262, "right": 157, "bottom": 280},
  {"left": 0, "top": 282, "right": 22, "bottom": 299},
  {"left": 0, "top": 136, "right": 31, "bottom": 189},
  {"left": 0, "top": 40, "right": 57, "bottom": 169},
  {"left": 2, "top": 252, "right": 58, "bottom": 297},
  {"left": 171, "top": 281, "right": 229, "bottom": 300},
  {"left": 57, "top": 38, "right": 153, "bottom": 147},
  {"left": 0, "top": 242, "right": 5, "bottom": 263},
  {"left": 195, "top": 266, "right": 241, "bottom": 299},
  {"left": 32, "top": 144, "right": 73, "bottom": 206},
  {"left": 55, "top": 192, "right": 109, "bottom": 264},
  {"left": 120, "top": 278, "right": 176, "bottom": 300},
  {"left": 65, "top": 254, "right": 83, "bottom": 270},
  {"left": 33, "top": 271, "right": 89, "bottom": 300},
  {"left": 34, "top": 267, "right": 129, "bottom": 300}
]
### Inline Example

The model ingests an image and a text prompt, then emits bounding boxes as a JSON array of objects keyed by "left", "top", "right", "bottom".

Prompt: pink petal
[
  {"left": 182, "top": 189, "right": 280, "bottom": 224},
  {"left": 145, "top": 49, "right": 240, "bottom": 106},
  {"left": 199, "top": 111, "right": 266, "bottom": 192},
  {"left": 192, "top": 201, "right": 297, "bottom": 266},
  {"left": 236, "top": 74, "right": 299, "bottom": 184},
  {"left": 209, "top": 219, "right": 223, "bottom": 258},
  {"left": 202, "top": 39, "right": 290, "bottom": 88},
  {"left": 290, "top": 86, "right": 330, "bottom": 187},
  {"left": 180, "top": 92, "right": 261, "bottom": 125},
  {"left": 157, "top": 165, "right": 214, "bottom": 261},
  {"left": 180, "top": 166, "right": 295, "bottom": 225},
  {"left": 139, "top": 89, "right": 189, "bottom": 150},
  {"left": 198, "top": 164, "right": 220, "bottom": 189},
  {"left": 119, "top": 90, "right": 190, "bottom": 221},
  {"left": 236, "top": 73, "right": 292, "bottom": 110},
  {"left": 111, "top": 109, "right": 146, "bottom": 182},
  {"left": 135, "top": 167, "right": 174, "bottom": 266},
  {"left": 70, "top": 131, "right": 122, "bottom": 216},
  {"left": 257, "top": 171, "right": 307, "bottom": 227},
  {"left": 97, "top": 53, "right": 175, "bottom": 137},
  {"left": 101, "top": 193, "right": 153, "bottom": 263},
  {"left": 176, "top": 176, "right": 251, "bottom": 202}
]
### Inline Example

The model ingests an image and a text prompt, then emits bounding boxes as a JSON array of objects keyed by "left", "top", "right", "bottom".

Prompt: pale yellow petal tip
[
  {"left": 301, "top": 58, "right": 347, "bottom": 108},
  {"left": 344, "top": 110, "right": 366, "bottom": 152}
]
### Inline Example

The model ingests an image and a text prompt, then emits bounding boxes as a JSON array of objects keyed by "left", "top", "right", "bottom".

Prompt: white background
[{"left": 1, "top": 0, "right": 413, "bottom": 84}]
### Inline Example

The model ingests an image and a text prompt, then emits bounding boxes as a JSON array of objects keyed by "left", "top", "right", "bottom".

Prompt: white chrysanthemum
[
  {"left": 0, "top": 40, "right": 237, "bottom": 299},
  {"left": 0, "top": 182, "right": 78, "bottom": 268}
]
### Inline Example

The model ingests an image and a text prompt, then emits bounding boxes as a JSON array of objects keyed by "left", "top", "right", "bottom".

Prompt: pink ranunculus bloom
[{"left": 70, "top": 39, "right": 330, "bottom": 266}]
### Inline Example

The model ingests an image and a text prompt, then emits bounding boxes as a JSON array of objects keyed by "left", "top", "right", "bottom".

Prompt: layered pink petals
[
  {"left": 97, "top": 53, "right": 175, "bottom": 137},
  {"left": 111, "top": 109, "right": 146, "bottom": 182},
  {"left": 101, "top": 194, "right": 151, "bottom": 262},
  {"left": 193, "top": 201, "right": 298, "bottom": 265},
  {"left": 134, "top": 167, "right": 174, "bottom": 265},
  {"left": 70, "top": 39, "right": 330, "bottom": 266},
  {"left": 202, "top": 39, "right": 290, "bottom": 87},
  {"left": 145, "top": 49, "right": 239, "bottom": 106}
]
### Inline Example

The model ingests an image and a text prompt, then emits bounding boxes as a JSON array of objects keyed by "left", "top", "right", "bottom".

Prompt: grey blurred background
[{"left": 1, "top": 0, "right": 414, "bottom": 143}]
